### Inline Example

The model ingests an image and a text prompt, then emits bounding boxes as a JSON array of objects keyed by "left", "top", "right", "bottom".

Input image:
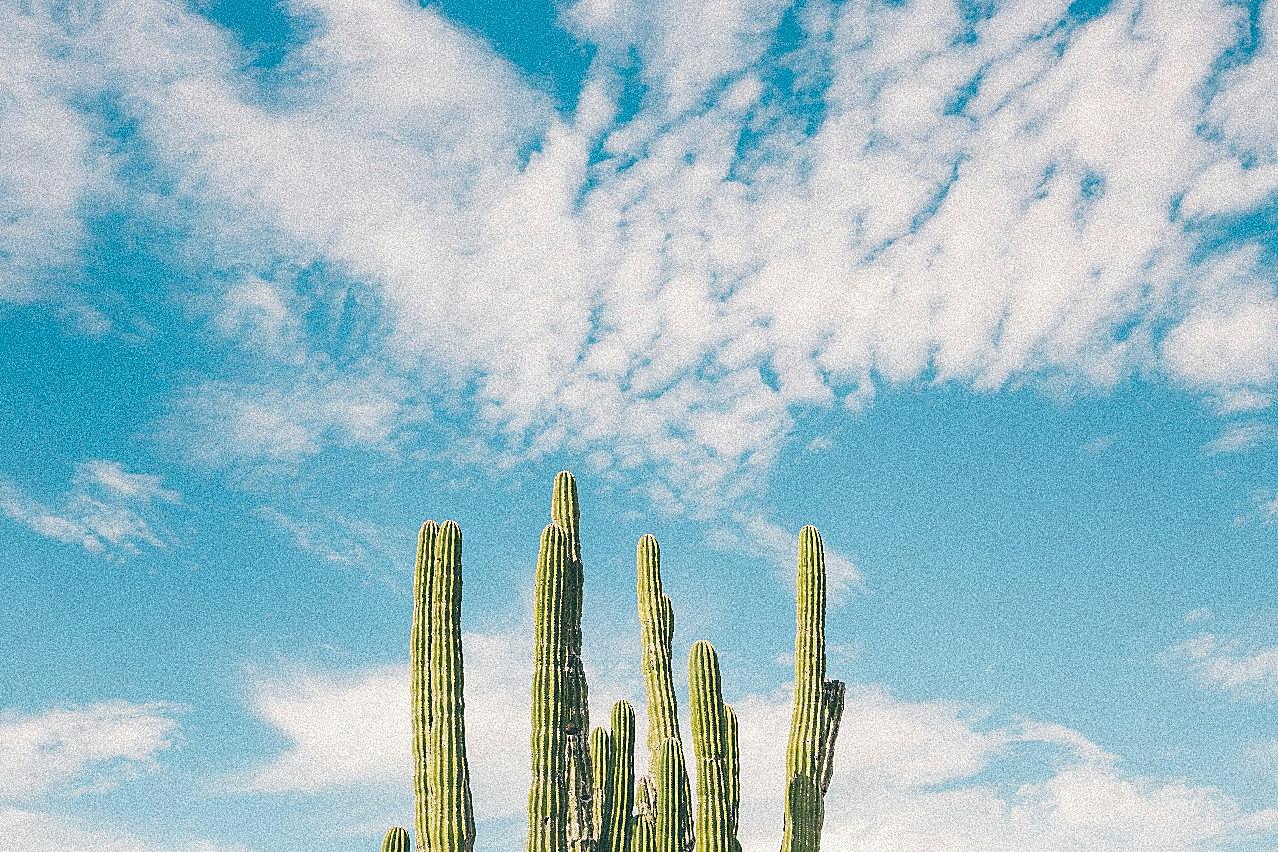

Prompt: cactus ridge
[
  {"left": 383, "top": 826, "right": 411, "bottom": 852},
  {"left": 427, "top": 521, "right": 475, "bottom": 852}
]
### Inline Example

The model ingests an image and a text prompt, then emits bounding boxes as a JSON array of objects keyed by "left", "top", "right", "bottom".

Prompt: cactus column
[
  {"left": 411, "top": 521, "right": 439, "bottom": 852},
  {"left": 780, "top": 526, "right": 846, "bottom": 852},
  {"left": 655, "top": 739, "right": 690, "bottom": 852},
  {"left": 689, "top": 641, "right": 734, "bottom": 852},
  {"left": 528, "top": 522, "right": 571, "bottom": 852},
  {"left": 605, "top": 701, "right": 636, "bottom": 852},
  {"left": 427, "top": 521, "right": 475, "bottom": 852},
  {"left": 637, "top": 535, "right": 692, "bottom": 850}
]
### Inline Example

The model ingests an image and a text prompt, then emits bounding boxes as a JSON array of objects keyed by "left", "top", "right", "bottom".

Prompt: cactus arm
[
  {"left": 383, "top": 826, "right": 412, "bottom": 852},
  {"left": 528, "top": 523, "right": 571, "bottom": 852},
  {"left": 607, "top": 701, "right": 636, "bottom": 852},
  {"left": 411, "top": 521, "right": 438, "bottom": 852},
  {"left": 427, "top": 521, "right": 475, "bottom": 852},
  {"left": 633, "top": 777, "right": 657, "bottom": 852},
  {"left": 689, "top": 641, "right": 732, "bottom": 852},
  {"left": 781, "top": 526, "right": 843, "bottom": 852}
]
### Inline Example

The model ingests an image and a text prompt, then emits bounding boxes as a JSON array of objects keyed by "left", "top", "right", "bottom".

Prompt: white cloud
[
  {"left": 708, "top": 514, "right": 862, "bottom": 602},
  {"left": 4, "top": 0, "right": 1278, "bottom": 515},
  {"left": 244, "top": 658, "right": 1276, "bottom": 850},
  {"left": 0, "top": 700, "right": 181, "bottom": 801},
  {"left": 0, "top": 461, "right": 179, "bottom": 555},
  {"left": 1204, "top": 421, "right": 1278, "bottom": 454},
  {"left": 1173, "top": 633, "right": 1278, "bottom": 700}
]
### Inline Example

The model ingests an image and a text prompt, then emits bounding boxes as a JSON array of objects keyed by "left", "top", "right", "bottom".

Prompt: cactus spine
[
  {"left": 528, "top": 522, "right": 571, "bottom": 852},
  {"left": 427, "top": 521, "right": 475, "bottom": 852},
  {"left": 637, "top": 535, "right": 692, "bottom": 850},
  {"left": 411, "top": 521, "right": 438, "bottom": 852},
  {"left": 605, "top": 701, "right": 636, "bottom": 852},
  {"left": 383, "top": 826, "right": 411, "bottom": 852},
  {"left": 781, "top": 526, "right": 845, "bottom": 852},
  {"left": 688, "top": 641, "right": 734, "bottom": 852}
]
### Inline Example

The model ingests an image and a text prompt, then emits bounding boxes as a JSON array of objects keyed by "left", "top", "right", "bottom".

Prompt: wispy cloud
[
  {"left": 1204, "top": 421, "right": 1278, "bottom": 454},
  {"left": 0, "top": 461, "right": 180, "bottom": 555},
  {"left": 6, "top": 0, "right": 1277, "bottom": 516},
  {"left": 1172, "top": 633, "right": 1278, "bottom": 700},
  {"left": 0, "top": 700, "right": 182, "bottom": 801},
  {"left": 0, "top": 806, "right": 243, "bottom": 852}
]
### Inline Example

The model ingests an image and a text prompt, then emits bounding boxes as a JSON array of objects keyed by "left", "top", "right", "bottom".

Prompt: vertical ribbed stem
[
  {"left": 637, "top": 535, "right": 692, "bottom": 849},
  {"left": 428, "top": 521, "right": 475, "bottom": 852},
  {"left": 634, "top": 777, "right": 657, "bottom": 852},
  {"left": 724, "top": 705, "right": 741, "bottom": 852},
  {"left": 383, "top": 826, "right": 411, "bottom": 852},
  {"left": 655, "top": 739, "right": 689, "bottom": 852},
  {"left": 568, "top": 732, "right": 595, "bottom": 852},
  {"left": 689, "top": 641, "right": 732, "bottom": 852},
  {"left": 553, "top": 471, "right": 590, "bottom": 741},
  {"left": 528, "top": 523, "right": 571, "bottom": 852},
  {"left": 607, "top": 701, "right": 636, "bottom": 852},
  {"left": 411, "top": 521, "right": 438, "bottom": 852},
  {"left": 591, "top": 727, "right": 615, "bottom": 850},
  {"left": 781, "top": 526, "right": 844, "bottom": 852}
]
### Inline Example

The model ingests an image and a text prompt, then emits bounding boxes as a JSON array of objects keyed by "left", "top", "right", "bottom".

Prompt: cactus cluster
[{"left": 386, "top": 472, "right": 844, "bottom": 852}]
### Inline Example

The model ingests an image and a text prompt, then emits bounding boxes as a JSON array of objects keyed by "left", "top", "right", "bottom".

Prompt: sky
[{"left": 1, "top": 0, "right": 1277, "bottom": 849}]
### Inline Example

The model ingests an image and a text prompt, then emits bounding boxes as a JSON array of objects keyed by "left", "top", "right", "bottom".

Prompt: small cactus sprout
[
  {"left": 383, "top": 826, "right": 411, "bottom": 852},
  {"left": 591, "top": 726, "right": 615, "bottom": 850}
]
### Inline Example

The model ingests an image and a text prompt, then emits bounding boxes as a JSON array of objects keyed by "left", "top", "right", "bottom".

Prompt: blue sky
[{"left": 2, "top": 0, "right": 1277, "bottom": 849}]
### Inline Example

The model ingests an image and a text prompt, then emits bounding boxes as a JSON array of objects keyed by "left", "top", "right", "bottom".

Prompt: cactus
[
  {"left": 636, "top": 535, "right": 693, "bottom": 850},
  {"left": 427, "top": 521, "right": 475, "bottom": 852},
  {"left": 724, "top": 706, "right": 741, "bottom": 852},
  {"left": 655, "top": 738, "right": 690, "bottom": 852},
  {"left": 553, "top": 471, "right": 591, "bottom": 742},
  {"left": 688, "top": 641, "right": 734, "bottom": 852},
  {"left": 605, "top": 701, "right": 636, "bottom": 852},
  {"left": 633, "top": 778, "right": 657, "bottom": 852},
  {"left": 411, "top": 521, "right": 438, "bottom": 852},
  {"left": 383, "top": 826, "right": 411, "bottom": 852},
  {"left": 528, "top": 522, "right": 571, "bottom": 852},
  {"left": 591, "top": 727, "right": 614, "bottom": 850},
  {"left": 781, "top": 526, "right": 845, "bottom": 852},
  {"left": 568, "top": 732, "right": 596, "bottom": 852}
]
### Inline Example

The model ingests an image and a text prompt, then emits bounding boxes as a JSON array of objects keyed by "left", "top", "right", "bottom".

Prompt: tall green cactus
[
  {"left": 529, "top": 522, "right": 571, "bottom": 852},
  {"left": 688, "top": 641, "right": 734, "bottom": 852},
  {"left": 427, "top": 521, "right": 475, "bottom": 852},
  {"left": 636, "top": 535, "right": 692, "bottom": 850},
  {"left": 553, "top": 471, "right": 590, "bottom": 742},
  {"left": 781, "top": 526, "right": 845, "bottom": 852},
  {"left": 605, "top": 701, "right": 636, "bottom": 852},
  {"left": 411, "top": 521, "right": 438, "bottom": 852},
  {"left": 383, "top": 826, "right": 411, "bottom": 852},
  {"left": 655, "top": 739, "right": 690, "bottom": 852}
]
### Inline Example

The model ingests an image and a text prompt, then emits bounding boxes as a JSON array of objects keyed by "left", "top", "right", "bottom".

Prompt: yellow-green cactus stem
[
  {"left": 427, "top": 521, "right": 475, "bottom": 852},
  {"left": 655, "top": 738, "right": 689, "bottom": 852},
  {"left": 528, "top": 523, "right": 571, "bottom": 852},
  {"left": 689, "top": 641, "right": 733, "bottom": 852},
  {"left": 637, "top": 534, "right": 692, "bottom": 849},
  {"left": 552, "top": 471, "right": 590, "bottom": 741},
  {"left": 633, "top": 777, "right": 657, "bottom": 852},
  {"left": 591, "top": 727, "right": 614, "bottom": 850},
  {"left": 606, "top": 701, "right": 636, "bottom": 852},
  {"left": 383, "top": 826, "right": 411, "bottom": 852},
  {"left": 567, "top": 732, "right": 595, "bottom": 851},
  {"left": 781, "top": 526, "right": 845, "bottom": 852},
  {"left": 411, "top": 521, "right": 439, "bottom": 852},
  {"left": 724, "top": 705, "right": 741, "bottom": 852}
]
